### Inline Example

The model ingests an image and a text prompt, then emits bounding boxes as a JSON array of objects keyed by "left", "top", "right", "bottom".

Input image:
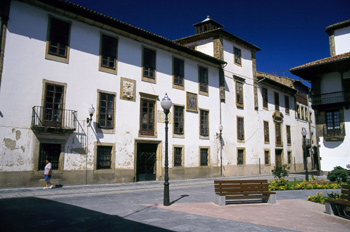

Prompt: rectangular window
[
  {"left": 140, "top": 99, "right": 155, "bottom": 135},
  {"left": 264, "top": 150, "right": 270, "bottom": 165},
  {"left": 174, "top": 106, "right": 184, "bottom": 135},
  {"left": 275, "top": 122, "right": 282, "bottom": 146},
  {"left": 39, "top": 143, "right": 61, "bottom": 170},
  {"left": 143, "top": 47, "right": 156, "bottom": 79},
  {"left": 285, "top": 95, "right": 290, "bottom": 115},
  {"left": 173, "top": 58, "right": 184, "bottom": 87},
  {"left": 236, "top": 81, "right": 244, "bottom": 108},
  {"left": 200, "top": 110, "right": 209, "bottom": 137},
  {"left": 237, "top": 149, "right": 244, "bottom": 165},
  {"left": 326, "top": 111, "right": 340, "bottom": 130},
  {"left": 174, "top": 147, "right": 183, "bottom": 167},
  {"left": 99, "top": 93, "right": 115, "bottom": 129},
  {"left": 97, "top": 146, "right": 112, "bottom": 169},
  {"left": 288, "top": 151, "right": 292, "bottom": 164},
  {"left": 46, "top": 17, "right": 70, "bottom": 62},
  {"left": 264, "top": 121, "right": 269, "bottom": 143},
  {"left": 286, "top": 125, "right": 291, "bottom": 145},
  {"left": 274, "top": 92, "right": 279, "bottom": 111},
  {"left": 44, "top": 83, "right": 64, "bottom": 127},
  {"left": 234, "top": 47, "right": 241, "bottom": 65},
  {"left": 237, "top": 117, "right": 244, "bottom": 141},
  {"left": 100, "top": 34, "right": 118, "bottom": 73},
  {"left": 301, "top": 106, "right": 305, "bottom": 120},
  {"left": 199, "top": 66, "right": 208, "bottom": 94},
  {"left": 262, "top": 87, "right": 268, "bottom": 109},
  {"left": 200, "top": 148, "right": 208, "bottom": 166}
]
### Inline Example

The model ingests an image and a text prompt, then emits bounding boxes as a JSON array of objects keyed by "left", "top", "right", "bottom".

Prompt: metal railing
[
  {"left": 312, "top": 91, "right": 350, "bottom": 106},
  {"left": 31, "top": 106, "right": 77, "bottom": 131}
]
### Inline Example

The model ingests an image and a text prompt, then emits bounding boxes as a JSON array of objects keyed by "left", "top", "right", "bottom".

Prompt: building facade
[
  {"left": 0, "top": 0, "right": 314, "bottom": 188},
  {"left": 290, "top": 19, "right": 350, "bottom": 172}
]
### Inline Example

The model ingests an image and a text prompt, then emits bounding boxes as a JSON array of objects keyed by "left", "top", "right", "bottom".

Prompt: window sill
[
  {"left": 45, "top": 52, "right": 69, "bottom": 64},
  {"left": 173, "top": 134, "right": 185, "bottom": 139},
  {"left": 99, "top": 65, "right": 118, "bottom": 75},
  {"left": 142, "top": 76, "right": 156, "bottom": 84}
]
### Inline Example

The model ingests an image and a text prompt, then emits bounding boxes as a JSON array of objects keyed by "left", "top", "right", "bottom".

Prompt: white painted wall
[
  {"left": 320, "top": 72, "right": 342, "bottom": 94},
  {"left": 334, "top": 26, "right": 350, "bottom": 55},
  {"left": 0, "top": 1, "right": 221, "bottom": 174},
  {"left": 319, "top": 107, "right": 350, "bottom": 171}
]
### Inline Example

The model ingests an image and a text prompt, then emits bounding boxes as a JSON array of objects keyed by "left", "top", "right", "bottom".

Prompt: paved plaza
[{"left": 0, "top": 174, "right": 349, "bottom": 231}]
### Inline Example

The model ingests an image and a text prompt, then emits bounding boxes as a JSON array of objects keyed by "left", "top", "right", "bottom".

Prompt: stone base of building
[{"left": 0, "top": 163, "right": 309, "bottom": 189}]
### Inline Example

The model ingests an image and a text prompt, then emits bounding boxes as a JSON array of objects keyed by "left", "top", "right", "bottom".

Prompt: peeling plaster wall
[{"left": 0, "top": 127, "right": 33, "bottom": 171}]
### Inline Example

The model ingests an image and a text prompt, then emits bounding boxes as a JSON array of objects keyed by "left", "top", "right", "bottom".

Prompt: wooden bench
[
  {"left": 325, "top": 184, "right": 350, "bottom": 219},
  {"left": 214, "top": 179, "right": 276, "bottom": 206}
]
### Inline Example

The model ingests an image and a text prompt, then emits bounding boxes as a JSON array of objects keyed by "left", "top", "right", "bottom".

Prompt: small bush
[
  {"left": 272, "top": 164, "right": 290, "bottom": 179},
  {"left": 327, "top": 166, "right": 349, "bottom": 183},
  {"left": 307, "top": 191, "right": 340, "bottom": 204}
]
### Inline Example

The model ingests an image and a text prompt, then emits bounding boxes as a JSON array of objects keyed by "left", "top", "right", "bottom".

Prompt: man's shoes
[{"left": 49, "top": 185, "right": 53, "bottom": 189}]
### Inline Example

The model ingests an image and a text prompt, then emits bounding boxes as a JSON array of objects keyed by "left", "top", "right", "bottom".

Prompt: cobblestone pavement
[{"left": 1, "top": 174, "right": 349, "bottom": 231}]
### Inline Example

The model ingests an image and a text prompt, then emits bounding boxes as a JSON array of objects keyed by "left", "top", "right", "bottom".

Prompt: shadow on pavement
[{"left": 0, "top": 197, "right": 172, "bottom": 232}]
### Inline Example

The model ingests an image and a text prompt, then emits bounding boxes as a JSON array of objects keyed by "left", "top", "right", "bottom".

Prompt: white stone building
[
  {"left": 0, "top": 0, "right": 315, "bottom": 188},
  {"left": 290, "top": 19, "right": 350, "bottom": 172}
]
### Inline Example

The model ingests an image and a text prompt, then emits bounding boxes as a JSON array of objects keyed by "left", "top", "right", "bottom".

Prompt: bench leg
[
  {"left": 214, "top": 195, "right": 226, "bottom": 206},
  {"left": 262, "top": 194, "right": 276, "bottom": 204},
  {"left": 325, "top": 202, "right": 335, "bottom": 216}
]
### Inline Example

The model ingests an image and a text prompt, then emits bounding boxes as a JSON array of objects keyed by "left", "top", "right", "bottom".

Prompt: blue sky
[{"left": 69, "top": 0, "right": 349, "bottom": 86}]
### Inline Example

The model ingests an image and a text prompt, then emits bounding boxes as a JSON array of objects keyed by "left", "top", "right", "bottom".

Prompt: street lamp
[
  {"left": 161, "top": 93, "right": 172, "bottom": 206},
  {"left": 87, "top": 104, "right": 95, "bottom": 126},
  {"left": 301, "top": 127, "right": 309, "bottom": 181},
  {"left": 219, "top": 124, "right": 223, "bottom": 177}
]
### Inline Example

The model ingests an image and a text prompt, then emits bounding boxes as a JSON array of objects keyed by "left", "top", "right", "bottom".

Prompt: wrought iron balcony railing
[
  {"left": 31, "top": 106, "right": 77, "bottom": 133},
  {"left": 323, "top": 125, "right": 346, "bottom": 141},
  {"left": 312, "top": 91, "right": 350, "bottom": 106}
]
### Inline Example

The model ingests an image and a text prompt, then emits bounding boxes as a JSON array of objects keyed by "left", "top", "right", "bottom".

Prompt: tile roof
[
  {"left": 257, "top": 71, "right": 296, "bottom": 91},
  {"left": 174, "top": 28, "right": 260, "bottom": 51},
  {"left": 30, "top": 0, "right": 225, "bottom": 66},
  {"left": 325, "top": 19, "right": 350, "bottom": 35},
  {"left": 290, "top": 52, "right": 350, "bottom": 72}
]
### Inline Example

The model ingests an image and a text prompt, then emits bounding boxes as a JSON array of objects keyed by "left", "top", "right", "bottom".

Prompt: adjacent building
[
  {"left": 290, "top": 19, "right": 350, "bottom": 172},
  {"left": 0, "top": 0, "right": 315, "bottom": 188}
]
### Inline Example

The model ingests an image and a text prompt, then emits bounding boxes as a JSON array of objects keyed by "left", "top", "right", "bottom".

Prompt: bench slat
[
  {"left": 215, "top": 188, "right": 269, "bottom": 192},
  {"left": 217, "top": 191, "right": 276, "bottom": 196},
  {"left": 214, "top": 180, "right": 268, "bottom": 184}
]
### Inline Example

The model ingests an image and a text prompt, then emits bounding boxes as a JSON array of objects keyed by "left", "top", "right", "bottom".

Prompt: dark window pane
[
  {"left": 237, "top": 149, "right": 244, "bottom": 165},
  {"left": 174, "top": 147, "right": 182, "bottom": 167},
  {"left": 143, "top": 48, "right": 156, "bottom": 78},
  {"left": 97, "top": 146, "right": 112, "bottom": 169},
  {"left": 48, "top": 18, "right": 70, "bottom": 57},
  {"left": 199, "top": 67, "right": 208, "bottom": 92},
  {"left": 200, "top": 148, "right": 208, "bottom": 166},
  {"left": 265, "top": 151, "right": 269, "bottom": 165},
  {"left": 140, "top": 99, "right": 155, "bottom": 135},
  {"left": 99, "top": 93, "right": 114, "bottom": 129},
  {"left": 101, "top": 35, "right": 117, "bottom": 69},
  {"left": 174, "top": 106, "right": 184, "bottom": 135},
  {"left": 200, "top": 110, "right": 209, "bottom": 136},
  {"left": 237, "top": 117, "right": 244, "bottom": 141}
]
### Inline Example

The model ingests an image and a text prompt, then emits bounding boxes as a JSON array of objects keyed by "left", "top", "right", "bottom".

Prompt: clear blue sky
[{"left": 69, "top": 0, "right": 349, "bottom": 86}]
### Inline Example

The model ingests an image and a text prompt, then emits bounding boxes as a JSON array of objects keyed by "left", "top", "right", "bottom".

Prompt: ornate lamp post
[
  {"left": 301, "top": 127, "right": 309, "bottom": 181},
  {"left": 161, "top": 93, "right": 172, "bottom": 206},
  {"left": 219, "top": 124, "right": 223, "bottom": 176}
]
